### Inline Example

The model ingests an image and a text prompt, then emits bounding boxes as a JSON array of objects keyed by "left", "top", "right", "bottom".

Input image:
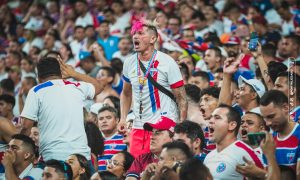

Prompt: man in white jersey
[
  {"left": 20, "top": 56, "right": 103, "bottom": 163},
  {"left": 120, "top": 20, "right": 187, "bottom": 157},
  {"left": 204, "top": 104, "right": 264, "bottom": 180}
]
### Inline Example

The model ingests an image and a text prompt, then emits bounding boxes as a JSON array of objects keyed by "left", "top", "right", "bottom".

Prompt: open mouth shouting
[
  {"left": 241, "top": 129, "right": 248, "bottom": 139},
  {"left": 133, "top": 40, "right": 141, "bottom": 50}
]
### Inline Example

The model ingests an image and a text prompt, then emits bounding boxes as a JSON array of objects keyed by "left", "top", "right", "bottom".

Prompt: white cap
[
  {"left": 90, "top": 103, "right": 104, "bottom": 115},
  {"left": 238, "top": 76, "right": 266, "bottom": 98},
  {"left": 31, "top": 38, "right": 44, "bottom": 50}
]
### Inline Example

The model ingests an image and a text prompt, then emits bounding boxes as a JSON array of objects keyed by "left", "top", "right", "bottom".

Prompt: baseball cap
[
  {"left": 76, "top": 51, "right": 92, "bottom": 67},
  {"left": 225, "top": 36, "right": 241, "bottom": 45},
  {"left": 143, "top": 116, "right": 176, "bottom": 133},
  {"left": 90, "top": 103, "right": 104, "bottom": 114},
  {"left": 238, "top": 76, "right": 266, "bottom": 98}
]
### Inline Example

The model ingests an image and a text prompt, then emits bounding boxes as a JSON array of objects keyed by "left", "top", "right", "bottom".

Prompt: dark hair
[
  {"left": 284, "top": 34, "right": 300, "bottom": 46},
  {"left": 45, "top": 50, "right": 61, "bottom": 58},
  {"left": 99, "top": 66, "right": 116, "bottom": 84},
  {"left": 179, "top": 63, "right": 190, "bottom": 80},
  {"left": 110, "top": 58, "right": 123, "bottom": 74},
  {"left": 223, "top": 3, "right": 240, "bottom": 14},
  {"left": 104, "top": 96, "right": 120, "bottom": 118},
  {"left": 260, "top": 90, "right": 288, "bottom": 107},
  {"left": 179, "top": 158, "right": 211, "bottom": 180},
  {"left": 262, "top": 43, "right": 276, "bottom": 58},
  {"left": 244, "top": 112, "right": 269, "bottom": 131},
  {"left": 216, "top": 67, "right": 223, "bottom": 73},
  {"left": 85, "top": 122, "right": 104, "bottom": 156},
  {"left": 174, "top": 120, "right": 206, "bottom": 150},
  {"left": 37, "top": 57, "right": 61, "bottom": 79},
  {"left": 9, "top": 51, "right": 22, "bottom": 62},
  {"left": 276, "top": 72, "right": 300, "bottom": 101},
  {"left": 200, "top": 87, "right": 220, "bottom": 99},
  {"left": 0, "top": 78, "right": 15, "bottom": 94},
  {"left": 104, "top": 7, "right": 114, "bottom": 14},
  {"left": 24, "top": 76, "right": 37, "bottom": 87},
  {"left": 279, "top": 165, "right": 296, "bottom": 180},
  {"left": 74, "top": 25, "right": 85, "bottom": 31},
  {"left": 45, "top": 159, "right": 73, "bottom": 180},
  {"left": 185, "top": 84, "right": 201, "bottom": 103},
  {"left": 70, "top": 154, "right": 91, "bottom": 180},
  {"left": 191, "top": 11, "right": 206, "bottom": 21},
  {"left": 192, "top": 71, "right": 210, "bottom": 84},
  {"left": 162, "top": 141, "right": 193, "bottom": 159},
  {"left": 218, "top": 104, "right": 241, "bottom": 135},
  {"left": 207, "top": 47, "right": 222, "bottom": 58},
  {"left": 98, "top": 171, "right": 118, "bottom": 180},
  {"left": 0, "top": 94, "right": 15, "bottom": 107},
  {"left": 98, "top": 106, "right": 119, "bottom": 119},
  {"left": 62, "top": 43, "right": 74, "bottom": 59},
  {"left": 117, "top": 151, "right": 135, "bottom": 172},
  {"left": 168, "top": 15, "right": 182, "bottom": 26},
  {"left": 267, "top": 62, "right": 287, "bottom": 83},
  {"left": 11, "top": 134, "right": 36, "bottom": 154},
  {"left": 43, "top": 16, "right": 55, "bottom": 25}
]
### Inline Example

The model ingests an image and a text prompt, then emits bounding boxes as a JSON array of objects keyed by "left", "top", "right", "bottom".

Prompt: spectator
[
  {"left": 107, "top": 151, "right": 134, "bottom": 179},
  {"left": 204, "top": 47, "right": 223, "bottom": 74},
  {"left": 20, "top": 56, "right": 103, "bottom": 163},
  {"left": 75, "top": 0, "right": 94, "bottom": 27},
  {"left": 279, "top": 35, "right": 300, "bottom": 64},
  {"left": 120, "top": 20, "right": 187, "bottom": 157},
  {"left": 126, "top": 116, "right": 175, "bottom": 180},
  {"left": 2, "top": 134, "right": 42, "bottom": 179},
  {"left": 204, "top": 104, "right": 264, "bottom": 179},
  {"left": 188, "top": 71, "right": 210, "bottom": 90},
  {"left": 112, "top": 37, "right": 133, "bottom": 63},
  {"left": 90, "top": 170, "right": 118, "bottom": 180},
  {"left": 76, "top": 51, "right": 101, "bottom": 78},
  {"left": 97, "top": 106, "right": 127, "bottom": 171},
  {"left": 179, "top": 158, "right": 213, "bottom": 180},
  {"left": 95, "top": 66, "right": 119, "bottom": 103},
  {"left": 66, "top": 153, "right": 91, "bottom": 180},
  {"left": 0, "top": 94, "right": 17, "bottom": 124},
  {"left": 84, "top": 121, "right": 104, "bottom": 171},
  {"left": 5, "top": 51, "right": 21, "bottom": 68},
  {"left": 59, "top": 43, "right": 77, "bottom": 67},
  {"left": 97, "top": 20, "right": 119, "bottom": 60},
  {"left": 29, "top": 122, "right": 39, "bottom": 147},
  {"left": 141, "top": 141, "right": 192, "bottom": 179},
  {"left": 70, "top": 26, "right": 88, "bottom": 61},
  {"left": 0, "top": 78, "right": 15, "bottom": 96},
  {"left": 184, "top": 84, "right": 205, "bottom": 126},
  {"left": 260, "top": 90, "right": 300, "bottom": 179},
  {"left": 18, "top": 76, "right": 37, "bottom": 113},
  {"left": 103, "top": 95, "right": 121, "bottom": 118},
  {"left": 42, "top": 159, "right": 73, "bottom": 180},
  {"left": 174, "top": 120, "right": 206, "bottom": 161}
]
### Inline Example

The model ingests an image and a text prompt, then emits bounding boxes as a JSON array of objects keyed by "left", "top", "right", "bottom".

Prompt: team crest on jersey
[
  {"left": 110, "top": 143, "right": 117, "bottom": 149},
  {"left": 287, "top": 152, "right": 295, "bottom": 163},
  {"left": 216, "top": 162, "right": 226, "bottom": 173}
]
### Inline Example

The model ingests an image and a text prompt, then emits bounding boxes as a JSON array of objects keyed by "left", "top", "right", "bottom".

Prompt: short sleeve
[
  {"left": 167, "top": 57, "right": 184, "bottom": 89},
  {"left": 78, "top": 81, "right": 95, "bottom": 100},
  {"left": 122, "top": 55, "right": 132, "bottom": 83},
  {"left": 20, "top": 89, "right": 39, "bottom": 121}
]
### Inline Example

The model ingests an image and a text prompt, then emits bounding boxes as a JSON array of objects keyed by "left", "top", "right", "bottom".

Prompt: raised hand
[
  {"left": 223, "top": 54, "right": 243, "bottom": 74},
  {"left": 260, "top": 132, "right": 276, "bottom": 157},
  {"left": 57, "top": 55, "right": 75, "bottom": 79}
]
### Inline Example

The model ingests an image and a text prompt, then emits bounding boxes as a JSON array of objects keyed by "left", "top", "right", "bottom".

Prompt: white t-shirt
[
  {"left": 204, "top": 140, "right": 264, "bottom": 180},
  {"left": 75, "top": 12, "right": 94, "bottom": 27},
  {"left": 20, "top": 79, "right": 95, "bottom": 161},
  {"left": 123, "top": 51, "right": 184, "bottom": 129},
  {"left": 112, "top": 51, "right": 133, "bottom": 63},
  {"left": 18, "top": 163, "right": 43, "bottom": 179}
]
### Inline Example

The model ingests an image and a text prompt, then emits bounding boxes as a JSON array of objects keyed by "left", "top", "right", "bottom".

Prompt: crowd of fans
[{"left": 0, "top": 0, "right": 299, "bottom": 179}]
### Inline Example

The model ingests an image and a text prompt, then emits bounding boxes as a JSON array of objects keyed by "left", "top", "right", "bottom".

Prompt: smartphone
[
  {"left": 248, "top": 32, "right": 259, "bottom": 51},
  {"left": 247, "top": 132, "right": 265, "bottom": 146}
]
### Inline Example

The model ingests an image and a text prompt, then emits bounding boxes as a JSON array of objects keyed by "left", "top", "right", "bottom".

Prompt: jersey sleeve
[
  {"left": 122, "top": 55, "right": 132, "bottom": 83},
  {"left": 78, "top": 81, "right": 96, "bottom": 100},
  {"left": 126, "top": 156, "right": 143, "bottom": 179},
  {"left": 20, "top": 89, "right": 39, "bottom": 121},
  {"left": 167, "top": 57, "right": 184, "bottom": 89}
]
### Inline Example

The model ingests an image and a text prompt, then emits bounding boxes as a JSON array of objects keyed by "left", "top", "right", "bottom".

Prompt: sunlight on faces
[
  {"left": 66, "top": 155, "right": 85, "bottom": 180},
  {"left": 260, "top": 102, "right": 289, "bottom": 133},
  {"left": 200, "top": 94, "right": 218, "bottom": 120},
  {"left": 107, "top": 153, "right": 125, "bottom": 178},
  {"left": 209, "top": 108, "right": 237, "bottom": 143},
  {"left": 150, "top": 129, "right": 173, "bottom": 154},
  {"left": 97, "top": 110, "right": 119, "bottom": 135},
  {"left": 239, "top": 113, "right": 264, "bottom": 143}
]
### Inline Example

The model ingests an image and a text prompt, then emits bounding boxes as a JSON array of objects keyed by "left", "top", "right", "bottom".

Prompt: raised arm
[
  {"left": 58, "top": 56, "right": 104, "bottom": 95},
  {"left": 172, "top": 86, "right": 188, "bottom": 122},
  {"left": 218, "top": 55, "right": 242, "bottom": 106}
]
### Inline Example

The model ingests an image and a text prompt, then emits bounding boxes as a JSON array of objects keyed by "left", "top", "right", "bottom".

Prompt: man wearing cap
[
  {"left": 120, "top": 21, "right": 187, "bottom": 157},
  {"left": 125, "top": 116, "right": 175, "bottom": 180},
  {"left": 76, "top": 51, "right": 101, "bottom": 78}
]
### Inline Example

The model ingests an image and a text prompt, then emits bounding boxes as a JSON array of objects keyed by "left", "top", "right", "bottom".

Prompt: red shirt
[{"left": 126, "top": 152, "right": 159, "bottom": 179}]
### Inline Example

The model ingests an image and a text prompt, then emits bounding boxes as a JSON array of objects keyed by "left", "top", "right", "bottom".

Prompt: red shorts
[{"left": 129, "top": 129, "right": 152, "bottom": 158}]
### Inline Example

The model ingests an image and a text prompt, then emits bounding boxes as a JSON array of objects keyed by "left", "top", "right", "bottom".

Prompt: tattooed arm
[{"left": 172, "top": 86, "right": 188, "bottom": 122}]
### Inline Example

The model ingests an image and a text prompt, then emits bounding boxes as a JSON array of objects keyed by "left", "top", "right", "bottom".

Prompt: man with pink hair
[{"left": 120, "top": 20, "right": 187, "bottom": 157}]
